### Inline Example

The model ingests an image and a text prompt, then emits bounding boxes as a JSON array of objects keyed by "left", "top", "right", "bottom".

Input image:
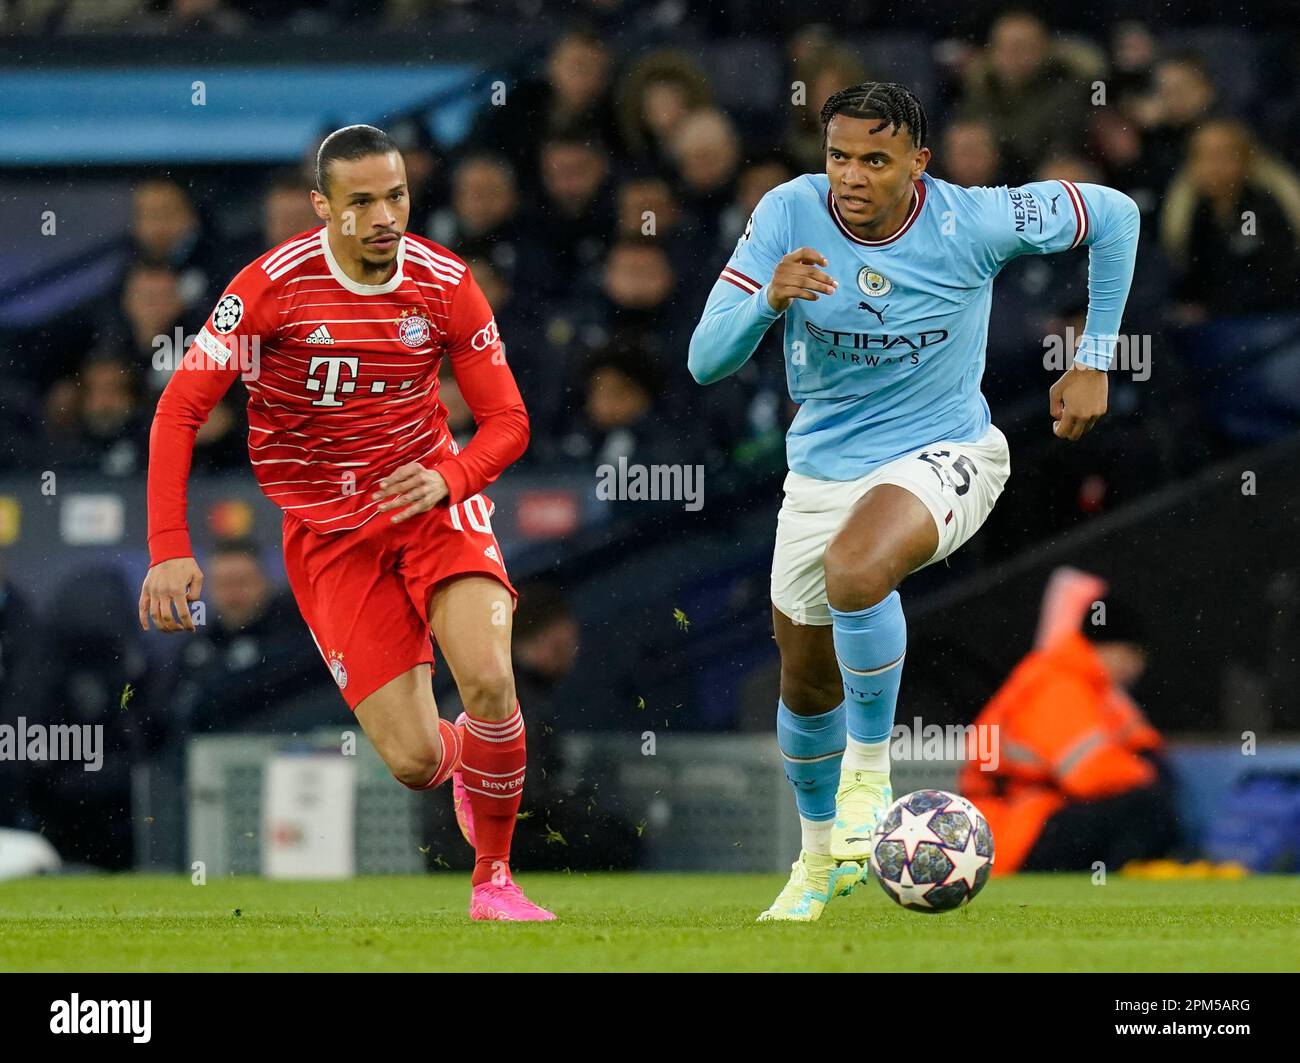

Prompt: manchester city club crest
[
  {"left": 857, "top": 267, "right": 892, "bottom": 297},
  {"left": 328, "top": 650, "right": 348, "bottom": 690},
  {"left": 396, "top": 308, "right": 432, "bottom": 349}
]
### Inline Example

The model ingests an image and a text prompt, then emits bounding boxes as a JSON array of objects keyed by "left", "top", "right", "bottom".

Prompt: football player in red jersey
[{"left": 139, "top": 125, "right": 553, "bottom": 920}]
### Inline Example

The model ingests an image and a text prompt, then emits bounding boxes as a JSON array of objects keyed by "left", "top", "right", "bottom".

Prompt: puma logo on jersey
[
  {"left": 858, "top": 301, "right": 889, "bottom": 325},
  {"left": 304, "top": 325, "right": 334, "bottom": 345}
]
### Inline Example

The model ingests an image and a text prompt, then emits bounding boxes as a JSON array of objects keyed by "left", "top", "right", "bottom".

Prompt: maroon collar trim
[{"left": 827, "top": 178, "right": 927, "bottom": 246}]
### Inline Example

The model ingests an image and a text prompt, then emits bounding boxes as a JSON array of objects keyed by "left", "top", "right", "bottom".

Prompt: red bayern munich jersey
[{"left": 146, "top": 227, "right": 529, "bottom": 565}]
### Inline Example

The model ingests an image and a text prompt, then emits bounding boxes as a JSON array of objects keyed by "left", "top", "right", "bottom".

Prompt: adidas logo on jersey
[
  {"left": 304, "top": 325, "right": 334, "bottom": 345},
  {"left": 483, "top": 545, "right": 499, "bottom": 563}
]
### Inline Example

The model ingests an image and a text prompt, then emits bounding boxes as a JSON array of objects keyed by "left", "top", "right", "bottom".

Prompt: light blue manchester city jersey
[{"left": 688, "top": 172, "right": 1139, "bottom": 481}]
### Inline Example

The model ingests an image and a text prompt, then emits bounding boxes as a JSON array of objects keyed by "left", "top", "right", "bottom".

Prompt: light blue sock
[
  {"left": 830, "top": 591, "right": 907, "bottom": 745},
  {"left": 776, "top": 699, "right": 846, "bottom": 823}
]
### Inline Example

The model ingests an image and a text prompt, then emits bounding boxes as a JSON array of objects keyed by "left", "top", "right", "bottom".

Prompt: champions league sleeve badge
[{"left": 212, "top": 294, "right": 244, "bottom": 334}]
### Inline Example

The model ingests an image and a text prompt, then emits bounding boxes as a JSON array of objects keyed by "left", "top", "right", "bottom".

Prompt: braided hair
[{"left": 820, "top": 82, "right": 929, "bottom": 150}]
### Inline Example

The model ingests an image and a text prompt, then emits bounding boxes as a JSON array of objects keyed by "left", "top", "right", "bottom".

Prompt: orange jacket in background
[{"left": 958, "top": 629, "right": 1164, "bottom": 874}]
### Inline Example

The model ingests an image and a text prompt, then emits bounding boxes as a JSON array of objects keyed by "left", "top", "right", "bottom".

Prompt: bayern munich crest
[
  {"left": 397, "top": 309, "right": 432, "bottom": 349},
  {"left": 328, "top": 650, "right": 348, "bottom": 690}
]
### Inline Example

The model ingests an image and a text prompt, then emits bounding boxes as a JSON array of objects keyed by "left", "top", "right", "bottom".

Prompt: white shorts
[{"left": 771, "top": 424, "right": 1010, "bottom": 625}]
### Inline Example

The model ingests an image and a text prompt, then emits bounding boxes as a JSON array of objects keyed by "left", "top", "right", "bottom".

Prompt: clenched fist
[
  {"left": 1049, "top": 365, "right": 1109, "bottom": 441},
  {"left": 139, "top": 556, "right": 204, "bottom": 632}
]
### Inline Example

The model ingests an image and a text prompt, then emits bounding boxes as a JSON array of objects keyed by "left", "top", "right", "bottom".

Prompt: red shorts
[{"left": 282, "top": 493, "right": 516, "bottom": 710}]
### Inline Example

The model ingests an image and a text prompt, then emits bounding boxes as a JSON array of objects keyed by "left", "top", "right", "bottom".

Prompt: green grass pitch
[{"left": 2, "top": 873, "right": 1298, "bottom": 972}]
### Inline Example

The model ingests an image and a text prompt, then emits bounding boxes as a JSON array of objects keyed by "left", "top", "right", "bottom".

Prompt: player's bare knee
[
  {"left": 390, "top": 748, "right": 440, "bottom": 789},
  {"left": 457, "top": 665, "right": 516, "bottom": 722},
  {"left": 823, "top": 539, "right": 899, "bottom": 612}
]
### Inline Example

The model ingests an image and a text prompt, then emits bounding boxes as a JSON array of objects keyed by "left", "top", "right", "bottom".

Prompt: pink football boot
[{"left": 469, "top": 875, "right": 556, "bottom": 922}]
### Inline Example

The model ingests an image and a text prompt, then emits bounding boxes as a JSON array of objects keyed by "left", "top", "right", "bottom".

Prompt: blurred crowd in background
[
  {"left": 2, "top": 3, "right": 1299, "bottom": 867},
  {"left": 6, "top": 6, "right": 1300, "bottom": 487}
]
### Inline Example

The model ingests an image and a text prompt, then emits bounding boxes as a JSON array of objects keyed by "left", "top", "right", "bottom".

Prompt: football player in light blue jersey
[{"left": 688, "top": 82, "right": 1140, "bottom": 921}]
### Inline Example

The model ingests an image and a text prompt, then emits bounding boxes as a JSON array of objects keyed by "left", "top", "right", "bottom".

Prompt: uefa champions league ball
[{"left": 869, "top": 789, "right": 995, "bottom": 913}]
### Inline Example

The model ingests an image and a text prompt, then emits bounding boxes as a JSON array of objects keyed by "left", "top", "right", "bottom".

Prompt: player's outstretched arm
[
  {"left": 688, "top": 188, "right": 808, "bottom": 386},
  {"left": 141, "top": 361, "right": 237, "bottom": 631},
  {"left": 1047, "top": 184, "right": 1140, "bottom": 441},
  {"left": 979, "top": 180, "right": 1140, "bottom": 441},
  {"left": 687, "top": 276, "right": 781, "bottom": 385},
  {"left": 1063, "top": 183, "right": 1141, "bottom": 373},
  {"left": 687, "top": 249, "right": 835, "bottom": 386},
  {"left": 142, "top": 287, "right": 247, "bottom": 632},
  {"left": 426, "top": 268, "right": 529, "bottom": 506}
]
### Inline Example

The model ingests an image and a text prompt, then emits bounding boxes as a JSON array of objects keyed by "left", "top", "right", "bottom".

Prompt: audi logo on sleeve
[{"left": 470, "top": 318, "right": 500, "bottom": 351}]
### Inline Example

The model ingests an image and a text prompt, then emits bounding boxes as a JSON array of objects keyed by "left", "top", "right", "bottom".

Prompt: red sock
[
  {"left": 398, "top": 717, "right": 462, "bottom": 791},
  {"left": 458, "top": 703, "right": 526, "bottom": 886}
]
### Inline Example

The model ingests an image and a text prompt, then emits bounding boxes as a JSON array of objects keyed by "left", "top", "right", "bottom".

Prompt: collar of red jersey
[{"left": 320, "top": 227, "right": 407, "bottom": 295}]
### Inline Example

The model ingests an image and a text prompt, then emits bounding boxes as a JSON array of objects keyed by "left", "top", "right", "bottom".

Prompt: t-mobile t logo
[{"left": 305, "top": 355, "right": 360, "bottom": 407}]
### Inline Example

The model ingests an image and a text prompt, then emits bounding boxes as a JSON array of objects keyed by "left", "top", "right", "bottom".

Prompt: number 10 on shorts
[{"left": 449, "top": 494, "right": 494, "bottom": 533}]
